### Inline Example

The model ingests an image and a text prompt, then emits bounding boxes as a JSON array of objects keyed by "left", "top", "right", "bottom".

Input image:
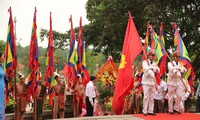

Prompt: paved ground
[{"left": 51, "top": 115, "right": 144, "bottom": 120}]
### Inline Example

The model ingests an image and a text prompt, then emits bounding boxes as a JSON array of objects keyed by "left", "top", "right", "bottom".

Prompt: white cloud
[{"left": 0, "top": 0, "right": 89, "bottom": 48}]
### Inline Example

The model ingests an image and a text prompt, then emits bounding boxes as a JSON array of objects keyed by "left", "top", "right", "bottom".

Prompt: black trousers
[
  {"left": 86, "top": 96, "right": 95, "bottom": 116},
  {"left": 196, "top": 96, "right": 200, "bottom": 112}
]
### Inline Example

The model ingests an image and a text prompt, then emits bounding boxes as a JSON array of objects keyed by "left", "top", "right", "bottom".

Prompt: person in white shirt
[
  {"left": 85, "top": 76, "right": 96, "bottom": 116},
  {"left": 142, "top": 49, "right": 160, "bottom": 116},
  {"left": 154, "top": 78, "right": 167, "bottom": 113},
  {"left": 196, "top": 81, "right": 200, "bottom": 112},
  {"left": 167, "top": 50, "right": 186, "bottom": 114}
]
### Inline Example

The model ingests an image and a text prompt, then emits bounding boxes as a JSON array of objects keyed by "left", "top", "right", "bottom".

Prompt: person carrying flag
[
  {"left": 34, "top": 72, "right": 47, "bottom": 120},
  {"left": 142, "top": 49, "right": 160, "bottom": 116},
  {"left": 167, "top": 50, "right": 186, "bottom": 114},
  {"left": 15, "top": 72, "right": 27, "bottom": 120},
  {"left": 52, "top": 72, "right": 66, "bottom": 119},
  {"left": 74, "top": 74, "right": 85, "bottom": 117}
]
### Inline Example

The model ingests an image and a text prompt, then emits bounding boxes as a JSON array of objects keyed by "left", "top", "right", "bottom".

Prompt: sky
[{"left": 0, "top": 0, "right": 89, "bottom": 48}]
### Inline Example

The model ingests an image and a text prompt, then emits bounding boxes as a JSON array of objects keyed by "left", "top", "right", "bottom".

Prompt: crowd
[{"left": 0, "top": 48, "right": 200, "bottom": 119}]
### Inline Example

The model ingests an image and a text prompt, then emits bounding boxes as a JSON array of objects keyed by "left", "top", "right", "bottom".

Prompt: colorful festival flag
[
  {"left": 173, "top": 23, "right": 195, "bottom": 91},
  {"left": 44, "top": 12, "right": 54, "bottom": 106},
  {"left": 5, "top": 7, "right": 17, "bottom": 103},
  {"left": 148, "top": 23, "right": 167, "bottom": 85},
  {"left": 159, "top": 22, "right": 167, "bottom": 78},
  {"left": 27, "top": 7, "right": 39, "bottom": 101},
  {"left": 112, "top": 12, "right": 142, "bottom": 114},
  {"left": 77, "top": 16, "right": 90, "bottom": 86},
  {"left": 63, "top": 15, "right": 78, "bottom": 90}
]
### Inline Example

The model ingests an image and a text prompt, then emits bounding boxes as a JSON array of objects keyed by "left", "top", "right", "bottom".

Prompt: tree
[
  {"left": 39, "top": 0, "right": 200, "bottom": 78},
  {"left": 40, "top": 29, "right": 70, "bottom": 50},
  {"left": 85, "top": 0, "right": 200, "bottom": 78},
  {"left": 0, "top": 40, "right": 6, "bottom": 51}
]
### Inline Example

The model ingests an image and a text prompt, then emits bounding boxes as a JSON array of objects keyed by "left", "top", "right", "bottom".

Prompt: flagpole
[
  {"left": 14, "top": 16, "right": 18, "bottom": 120},
  {"left": 158, "top": 37, "right": 188, "bottom": 91},
  {"left": 148, "top": 24, "right": 188, "bottom": 91}
]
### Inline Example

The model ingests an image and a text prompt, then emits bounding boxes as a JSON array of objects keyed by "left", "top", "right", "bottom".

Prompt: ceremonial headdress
[
  {"left": 147, "top": 49, "right": 156, "bottom": 55},
  {"left": 54, "top": 72, "right": 60, "bottom": 79},
  {"left": 77, "top": 74, "right": 81, "bottom": 78},
  {"left": 18, "top": 71, "right": 25, "bottom": 79},
  {"left": 172, "top": 50, "right": 180, "bottom": 57}
]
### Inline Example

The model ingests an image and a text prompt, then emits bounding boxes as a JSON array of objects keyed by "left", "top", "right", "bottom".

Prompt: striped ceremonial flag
[
  {"left": 160, "top": 23, "right": 165, "bottom": 47},
  {"left": 44, "top": 12, "right": 54, "bottom": 106},
  {"left": 173, "top": 23, "right": 195, "bottom": 91},
  {"left": 148, "top": 23, "right": 164, "bottom": 85},
  {"left": 27, "top": 7, "right": 39, "bottom": 101},
  {"left": 63, "top": 15, "right": 78, "bottom": 90},
  {"left": 5, "top": 7, "right": 17, "bottom": 102},
  {"left": 158, "top": 22, "right": 167, "bottom": 78},
  {"left": 77, "top": 16, "right": 90, "bottom": 86}
]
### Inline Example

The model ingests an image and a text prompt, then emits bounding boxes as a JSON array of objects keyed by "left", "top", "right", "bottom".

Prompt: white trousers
[
  {"left": 142, "top": 84, "right": 155, "bottom": 114},
  {"left": 167, "top": 85, "right": 183, "bottom": 112}
]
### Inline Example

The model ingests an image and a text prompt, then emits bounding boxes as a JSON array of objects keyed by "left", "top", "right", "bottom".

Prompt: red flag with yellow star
[{"left": 112, "top": 12, "right": 142, "bottom": 114}]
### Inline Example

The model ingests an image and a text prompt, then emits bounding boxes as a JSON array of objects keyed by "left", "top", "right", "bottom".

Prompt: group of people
[
  {"left": 13, "top": 69, "right": 99, "bottom": 119},
  {"left": 0, "top": 47, "right": 101, "bottom": 119},
  {"left": 123, "top": 49, "right": 199, "bottom": 116},
  {"left": 73, "top": 75, "right": 100, "bottom": 117},
  {"left": 0, "top": 49, "right": 67, "bottom": 120},
  {"left": 0, "top": 47, "right": 200, "bottom": 119},
  {"left": 15, "top": 71, "right": 66, "bottom": 120}
]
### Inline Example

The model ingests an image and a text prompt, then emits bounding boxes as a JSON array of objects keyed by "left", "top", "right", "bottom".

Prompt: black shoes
[
  {"left": 148, "top": 113, "right": 156, "bottom": 116},
  {"left": 174, "top": 109, "right": 181, "bottom": 114},
  {"left": 143, "top": 113, "right": 156, "bottom": 116},
  {"left": 169, "top": 111, "right": 174, "bottom": 114},
  {"left": 143, "top": 113, "right": 148, "bottom": 116},
  {"left": 168, "top": 110, "right": 181, "bottom": 115}
]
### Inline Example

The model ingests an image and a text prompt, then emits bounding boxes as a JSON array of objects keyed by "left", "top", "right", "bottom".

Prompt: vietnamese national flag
[{"left": 112, "top": 12, "right": 142, "bottom": 115}]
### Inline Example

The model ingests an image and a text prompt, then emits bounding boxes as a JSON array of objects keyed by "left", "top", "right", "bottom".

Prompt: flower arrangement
[{"left": 96, "top": 56, "right": 118, "bottom": 112}]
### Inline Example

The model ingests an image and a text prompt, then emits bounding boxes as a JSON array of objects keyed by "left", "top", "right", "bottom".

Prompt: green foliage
[
  {"left": 5, "top": 98, "right": 14, "bottom": 113},
  {"left": 15, "top": 44, "right": 105, "bottom": 77},
  {"left": 38, "top": 0, "right": 200, "bottom": 78},
  {"left": 0, "top": 40, "right": 6, "bottom": 51},
  {"left": 85, "top": 0, "right": 200, "bottom": 78},
  {"left": 86, "top": 50, "right": 106, "bottom": 75},
  {"left": 54, "top": 48, "right": 69, "bottom": 68},
  {"left": 44, "top": 98, "right": 52, "bottom": 110},
  {"left": 104, "top": 101, "right": 112, "bottom": 111},
  {"left": 40, "top": 29, "right": 69, "bottom": 50},
  {"left": 96, "top": 80, "right": 113, "bottom": 103},
  {"left": 16, "top": 45, "right": 69, "bottom": 76}
]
